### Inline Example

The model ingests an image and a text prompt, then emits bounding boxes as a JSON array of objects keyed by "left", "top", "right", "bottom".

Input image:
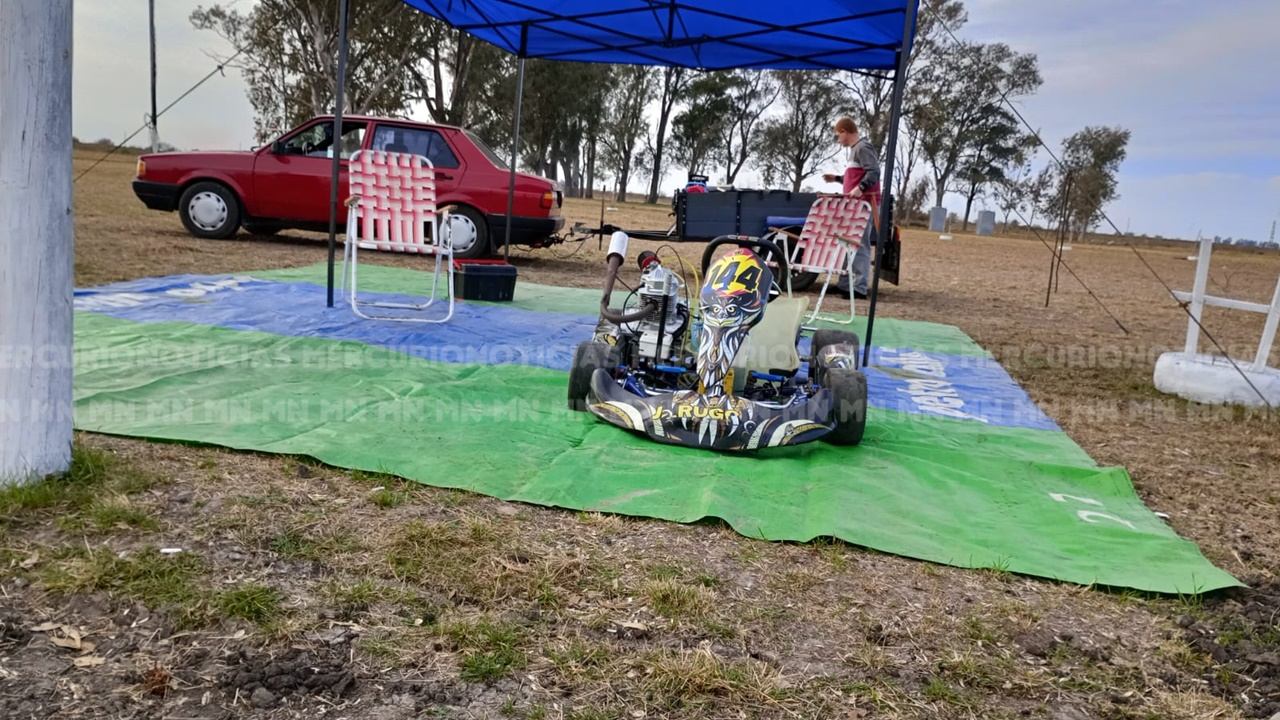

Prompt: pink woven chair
[
  {"left": 340, "top": 150, "right": 454, "bottom": 323},
  {"left": 770, "top": 194, "right": 874, "bottom": 324}
]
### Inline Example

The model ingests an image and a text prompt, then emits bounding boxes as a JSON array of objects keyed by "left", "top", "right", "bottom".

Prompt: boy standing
[{"left": 821, "top": 116, "right": 880, "bottom": 300}]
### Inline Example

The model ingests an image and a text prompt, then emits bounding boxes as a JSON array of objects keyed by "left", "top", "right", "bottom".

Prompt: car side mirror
[{"left": 271, "top": 141, "right": 287, "bottom": 154}]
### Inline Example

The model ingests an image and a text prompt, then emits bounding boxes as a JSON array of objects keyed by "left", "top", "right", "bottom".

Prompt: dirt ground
[{"left": 1, "top": 150, "right": 1278, "bottom": 719}]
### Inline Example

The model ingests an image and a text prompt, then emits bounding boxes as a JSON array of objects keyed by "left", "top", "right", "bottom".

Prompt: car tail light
[
  {"left": 136, "top": 159, "right": 146, "bottom": 177},
  {"left": 540, "top": 191, "right": 554, "bottom": 209}
]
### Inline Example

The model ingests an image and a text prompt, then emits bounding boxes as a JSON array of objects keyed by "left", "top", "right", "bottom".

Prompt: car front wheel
[{"left": 178, "top": 182, "right": 241, "bottom": 239}]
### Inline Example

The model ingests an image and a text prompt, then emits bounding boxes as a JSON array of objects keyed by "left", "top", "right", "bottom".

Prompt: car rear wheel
[
  {"left": 178, "top": 182, "right": 241, "bottom": 239},
  {"left": 443, "top": 205, "right": 489, "bottom": 259}
]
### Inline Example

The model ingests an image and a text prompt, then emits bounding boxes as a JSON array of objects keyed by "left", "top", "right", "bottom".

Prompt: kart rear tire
[
  {"left": 825, "top": 367, "right": 867, "bottom": 446},
  {"left": 568, "top": 341, "right": 618, "bottom": 412},
  {"left": 810, "top": 329, "right": 860, "bottom": 387}
]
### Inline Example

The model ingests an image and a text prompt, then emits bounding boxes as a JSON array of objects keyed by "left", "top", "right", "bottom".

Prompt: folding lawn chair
[
  {"left": 341, "top": 149, "right": 454, "bottom": 323},
  {"left": 769, "top": 194, "right": 875, "bottom": 325}
]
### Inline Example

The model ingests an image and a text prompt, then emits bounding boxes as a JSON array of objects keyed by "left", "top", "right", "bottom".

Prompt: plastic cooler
[{"left": 452, "top": 259, "right": 517, "bottom": 302}]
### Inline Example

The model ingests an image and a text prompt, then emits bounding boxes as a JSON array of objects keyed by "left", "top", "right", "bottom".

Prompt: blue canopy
[
  {"left": 398, "top": 0, "right": 918, "bottom": 71},
  {"left": 332, "top": 0, "right": 919, "bottom": 363}
]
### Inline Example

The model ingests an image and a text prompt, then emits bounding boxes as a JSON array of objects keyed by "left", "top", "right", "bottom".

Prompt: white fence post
[
  {"left": 1252, "top": 276, "right": 1280, "bottom": 373},
  {"left": 1184, "top": 235, "right": 1214, "bottom": 358}
]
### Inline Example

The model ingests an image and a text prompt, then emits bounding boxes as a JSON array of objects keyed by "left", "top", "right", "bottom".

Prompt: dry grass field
[{"left": 1, "top": 149, "right": 1278, "bottom": 719}]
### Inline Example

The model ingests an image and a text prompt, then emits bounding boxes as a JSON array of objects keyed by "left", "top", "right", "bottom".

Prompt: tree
[
  {"left": 1045, "top": 126, "right": 1131, "bottom": 241},
  {"left": 842, "top": 0, "right": 967, "bottom": 211},
  {"left": 671, "top": 73, "right": 735, "bottom": 179},
  {"left": 892, "top": 112, "right": 926, "bottom": 224},
  {"left": 955, "top": 109, "right": 1034, "bottom": 230},
  {"left": 719, "top": 70, "right": 778, "bottom": 184},
  {"left": 757, "top": 71, "right": 849, "bottom": 192},
  {"left": 901, "top": 177, "right": 932, "bottom": 226},
  {"left": 192, "top": 1, "right": 438, "bottom": 141},
  {"left": 416, "top": 27, "right": 507, "bottom": 127},
  {"left": 578, "top": 66, "right": 616, "bottom": 198},
  {"left": 837, "top": 0, "right": 967, "bottom": 151},
  {"left": 913, "top": 40, "right": 1041, "bottom": 209},
  {"left": 988, "top": 147, "right": 1049, "bottom": 230},
  {"left": 600, "top": 66, "right": 656, "bottom": 202},
  {"left": 646, "top": 66, "right": 690, "bottom": 203}
]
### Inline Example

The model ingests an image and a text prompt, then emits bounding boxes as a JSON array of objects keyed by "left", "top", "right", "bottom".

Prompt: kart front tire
[
  {"left": 568, "top": 341, "right": 617, "bottom": 412},
  {"left": 825, "top": 367, "right": 867, "bottom": 446},
  {"left": 810, "top": 329, "right": 860, "bottom": 386}
]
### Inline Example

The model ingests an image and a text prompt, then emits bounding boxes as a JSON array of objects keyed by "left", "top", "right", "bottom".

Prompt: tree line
[{"left": 192, "top": 0, "right": 1130, "bottom": 239}]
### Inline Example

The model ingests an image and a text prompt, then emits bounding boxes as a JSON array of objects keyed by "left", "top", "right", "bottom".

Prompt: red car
[{"left": 132, "top": 115, "right": 565, "bottom": 258}]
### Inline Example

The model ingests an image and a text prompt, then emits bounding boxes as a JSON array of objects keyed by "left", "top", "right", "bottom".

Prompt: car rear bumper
[
  {"left": 133, "top": 180, "right": 180, "bottom": 212},
  {"left": 486, "top": 213, "right": 565, "bottom": 246}
]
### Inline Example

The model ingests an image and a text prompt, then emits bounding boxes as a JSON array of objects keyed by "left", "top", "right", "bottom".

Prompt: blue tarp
[
  {"left": 73, "top": 272, "right": 1057, "bottom": 431},
  {"left": 399, "top": 0, "right": 919, "bottom": 71}
]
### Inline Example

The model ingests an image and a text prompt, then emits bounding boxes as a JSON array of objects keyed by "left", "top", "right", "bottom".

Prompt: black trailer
[{"left": 573, "top": 183, "right": 902, "bottom": 291}]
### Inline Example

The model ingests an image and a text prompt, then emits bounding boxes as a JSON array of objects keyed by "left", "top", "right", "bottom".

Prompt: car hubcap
[
  {"left": 446, "top": 213, "right": 478, "bottom": 254},
  {"left": 189, "top": 192, "right": 228, "bottom": 231}
]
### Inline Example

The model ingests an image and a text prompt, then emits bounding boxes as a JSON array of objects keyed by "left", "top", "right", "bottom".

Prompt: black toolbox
[{"left": 453, "top": 259, "right": 516, "bottom": 302}]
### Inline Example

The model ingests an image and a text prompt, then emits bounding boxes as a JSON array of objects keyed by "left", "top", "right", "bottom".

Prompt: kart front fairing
[{"left": 585, "top": 247, "right": 840, "bottom": 450}]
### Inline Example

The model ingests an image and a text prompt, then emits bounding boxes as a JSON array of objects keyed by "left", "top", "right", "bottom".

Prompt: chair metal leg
[{"left": 810, "top": 251, "right": 857, "bottom": 325}]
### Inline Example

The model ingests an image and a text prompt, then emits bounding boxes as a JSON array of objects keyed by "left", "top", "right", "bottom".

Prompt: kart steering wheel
[{"left": 699, "top": 235, "right": 790, "bottom": 302}]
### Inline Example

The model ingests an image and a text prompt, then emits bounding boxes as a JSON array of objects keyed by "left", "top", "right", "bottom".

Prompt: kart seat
[{"left": 732, "top": 296, "right": 810, "bottom": 380}]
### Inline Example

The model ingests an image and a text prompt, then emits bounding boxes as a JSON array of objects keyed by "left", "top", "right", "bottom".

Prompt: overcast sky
[{"left": 73, "top": 1, "right": 1279, "bottom": 242}]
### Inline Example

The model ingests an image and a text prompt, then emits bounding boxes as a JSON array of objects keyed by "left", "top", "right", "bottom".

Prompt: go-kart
[{"left": 567, "top": 231, "right": 868, "bottom": 451}]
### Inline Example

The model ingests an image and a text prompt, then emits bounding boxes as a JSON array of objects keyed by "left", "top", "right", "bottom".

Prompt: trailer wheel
[{"left": 763, "top": 227, "right": 817, "bottom": 292}]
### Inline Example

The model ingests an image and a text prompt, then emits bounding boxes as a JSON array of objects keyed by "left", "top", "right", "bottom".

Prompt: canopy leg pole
[
  {"left": 326, "top": 0, "right": 350, "bottom": 307},
  {"left": 505, "top": 56, "right": 526, "bottom": 263},
  {"left": 863, "top": 0, "right": 918, "bottom": 367}
]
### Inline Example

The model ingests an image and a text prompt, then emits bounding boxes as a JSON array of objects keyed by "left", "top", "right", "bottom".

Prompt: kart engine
[{"left": 621, "top": 251, "right": 689, "bottom": 365}]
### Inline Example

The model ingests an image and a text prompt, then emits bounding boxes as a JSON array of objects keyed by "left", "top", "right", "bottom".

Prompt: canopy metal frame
[{"left": 324, "top": 0, "right": 920, "bottom": 367}]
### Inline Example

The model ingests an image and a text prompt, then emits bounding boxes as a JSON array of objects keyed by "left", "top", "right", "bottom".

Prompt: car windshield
[{"left": 465, "top": 130, "right": 509, "bottom": 170}]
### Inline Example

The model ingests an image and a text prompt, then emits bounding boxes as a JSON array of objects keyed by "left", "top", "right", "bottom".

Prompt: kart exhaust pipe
[{"left": 600, "top": 231, "right": 657, "bottom": 324}]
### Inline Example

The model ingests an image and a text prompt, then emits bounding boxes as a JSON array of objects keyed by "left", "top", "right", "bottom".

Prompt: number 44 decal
[{"left": 1048, "top": 493, "right": 1137, "bottom": 530}]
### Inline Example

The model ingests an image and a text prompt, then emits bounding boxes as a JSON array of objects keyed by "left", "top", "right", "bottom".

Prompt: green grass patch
[
  {"left": 218, "top": 583, "right": 286, "bottom": 626},
  {"left": 268, "top": 521, "right": 362, "bottom": 561},
  {"left": 40, "top": 545, "right": 211, "bottom": 629},
  {"left": 0, "top": 443, "right": 160, "bottom": 525},
  {"left": 643, "top": 579, "right": 712, "bottom": 619},
  {"left": 446, "top": 618, "right": 528, "bottom": 683}
]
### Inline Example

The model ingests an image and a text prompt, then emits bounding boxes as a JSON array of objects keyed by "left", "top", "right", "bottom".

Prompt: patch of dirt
[
  {"left": 7, "top": 150, "right": 1272, "bottom": 719},
  {"left": 221, "top": 645, "right": 357, "bottom": 708},
  {"left": 1183, "top": 580, "right": 1280, "bottom": 718}
]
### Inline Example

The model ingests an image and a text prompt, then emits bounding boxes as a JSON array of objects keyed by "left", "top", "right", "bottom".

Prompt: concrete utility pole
[{"left": 0, "top": 0, "right": 75, "bottom": 485}]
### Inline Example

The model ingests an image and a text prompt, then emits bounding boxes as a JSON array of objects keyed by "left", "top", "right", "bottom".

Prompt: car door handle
[{"left": 437, "top": 173, "right": 454, "bottom": 180}]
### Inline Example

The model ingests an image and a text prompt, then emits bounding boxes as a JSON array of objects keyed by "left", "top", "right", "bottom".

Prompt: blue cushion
[{"left": 765, "top": 215, "right": 808, "bottom": 228}]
